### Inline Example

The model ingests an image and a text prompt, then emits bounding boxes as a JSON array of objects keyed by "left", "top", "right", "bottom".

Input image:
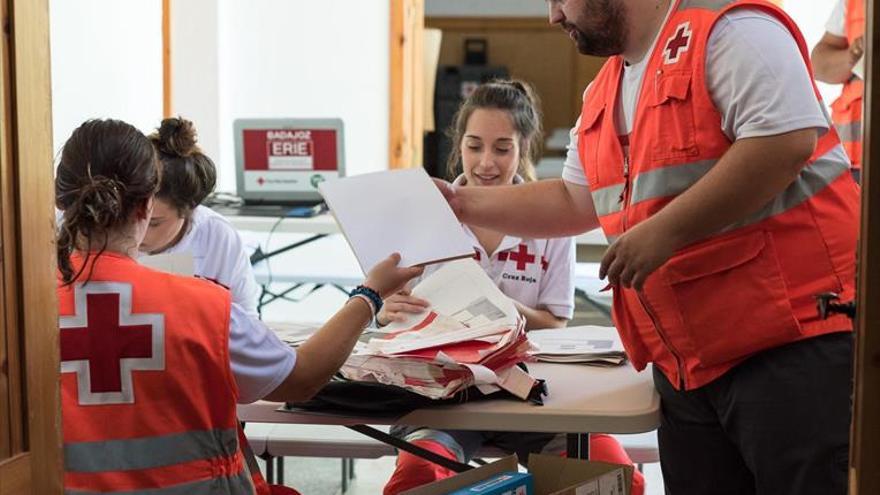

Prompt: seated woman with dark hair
[{"left": 56, "top": 118, "right": 422, "bottom": 494}]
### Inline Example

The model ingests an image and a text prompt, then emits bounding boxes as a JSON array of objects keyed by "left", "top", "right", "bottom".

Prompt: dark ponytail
[
  {"left": 150, "top": 117, "right": 217, "bottom": 218},
  {"left": 56, "top": 119, "right": 159, "bottom": 285}
]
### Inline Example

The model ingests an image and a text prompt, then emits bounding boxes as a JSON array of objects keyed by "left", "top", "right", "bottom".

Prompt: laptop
[{"left": 221, "top": 118, "right": 346, "bottom": 217}]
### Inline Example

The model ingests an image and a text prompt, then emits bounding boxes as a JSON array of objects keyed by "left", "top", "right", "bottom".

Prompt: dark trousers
[{"left": 655, "top": 332, "right": 853, "bottom": 495}]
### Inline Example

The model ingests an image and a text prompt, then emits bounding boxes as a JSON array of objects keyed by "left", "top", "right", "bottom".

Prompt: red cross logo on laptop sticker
[
  {"left": 60, "top": 282, "right": 165, "bottom": 405},
  {"left": 663, "top": 22, "right": 692, "bottom": 65}
]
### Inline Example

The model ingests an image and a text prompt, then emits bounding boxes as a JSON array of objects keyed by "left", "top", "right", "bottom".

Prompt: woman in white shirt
[
  {"left": 379, "top": 80, "right": 644, "bottom": 495},
  {"left": 139, "top": 117, "right": 261, "bottom": 317}
]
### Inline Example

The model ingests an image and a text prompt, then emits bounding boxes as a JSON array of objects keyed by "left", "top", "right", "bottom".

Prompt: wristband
[
  {"left": 350, "top": 285, "right": 383, "bottom": 316},
  {"left": 348, "top": 294, "right": 376, "bottom": 325}
]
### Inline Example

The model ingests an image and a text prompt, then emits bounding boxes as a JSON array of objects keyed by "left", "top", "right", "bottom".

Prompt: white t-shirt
[
  {"left": 229, "top": 303, "right": 297, "bottom": 403},
  {"left": 563, "top": 8, "right": 830, "bottom": 186},
  {"left": 418, "top": 176, "right": 576, "bottom": 319},
  {"left": 826, "top": 0, "right": 846, "bottom": 37},
  {"left": 159, "top": 205, "right": 261, "bottom": 318},
  {"left": 156, "top": 206, "right": 295, "bottom": 404}
]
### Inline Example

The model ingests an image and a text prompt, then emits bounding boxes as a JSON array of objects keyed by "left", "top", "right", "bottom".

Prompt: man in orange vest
[
  {"left": 436, "top": 1, "right": 859, "bottom": 493},
  {"left": 812, "top": 0, "right": 865, "bottom": 181}
]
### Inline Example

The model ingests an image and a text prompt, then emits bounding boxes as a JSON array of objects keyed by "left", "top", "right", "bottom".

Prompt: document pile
[
  {"left": 528, "top": 326, "right": 627, "bottom": 366},
  {"left": 341, "top": 259, "right": 539, "bottom": 400}
]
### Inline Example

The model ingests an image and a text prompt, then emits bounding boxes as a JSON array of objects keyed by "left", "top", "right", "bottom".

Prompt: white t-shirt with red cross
[{"left": 419, "top": 176, "right": 576, "bottom": 320}]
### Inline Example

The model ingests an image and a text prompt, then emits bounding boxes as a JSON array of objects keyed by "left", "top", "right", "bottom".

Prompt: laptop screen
[{"left": 233, "top": 118, "right": 345, "bottom": 204}]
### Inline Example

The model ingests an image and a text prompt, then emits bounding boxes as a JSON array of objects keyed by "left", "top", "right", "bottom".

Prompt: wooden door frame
[
  {"left": 853, "top": 0, "right": 880, "bottom": 492},
  {"left": 0, "top": 0, "right": 62, "bottom": 493},
  {"left": 389, "top": 0, "right": 425, "bottom": 169}
]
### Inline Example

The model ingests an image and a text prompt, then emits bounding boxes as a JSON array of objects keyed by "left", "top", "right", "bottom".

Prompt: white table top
[
  {"left": 227, "top": 213, "right": 608, "bottom": 247},
  {"left": 238, "top": 361, "right": 659, "bottom": 435}
]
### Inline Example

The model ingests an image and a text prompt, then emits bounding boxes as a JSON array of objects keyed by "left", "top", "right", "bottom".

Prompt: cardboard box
[
  {"left": 402, "top": 454, "right": 632, "bottom": 495},
  {"left": 447, "top": 472, "right": 532, "bottom": 495}
]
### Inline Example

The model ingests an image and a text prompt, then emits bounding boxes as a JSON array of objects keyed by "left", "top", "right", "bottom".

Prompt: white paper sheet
[{"left": 318, "top": 168, "right": 474, "bottom": 272}]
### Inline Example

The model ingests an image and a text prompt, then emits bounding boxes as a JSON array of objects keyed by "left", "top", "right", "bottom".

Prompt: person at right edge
[
  {"left": 434, "top": 0, "right": 861, "bottom": 493},
  {"left": 812, "top": 0, "right": 865, "bottom": 182}
]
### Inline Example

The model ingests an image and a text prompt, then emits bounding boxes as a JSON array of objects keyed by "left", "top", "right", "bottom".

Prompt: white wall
[
  {"left": 171, "top": 0, "right": 224, "bottom": 183},
  {"left": 49, "top": 0, "right": 163, "bottom": 157},
  {"left": 426, "top": 0, "right": 546, "bottom": 17},
  {"left": 174, "top": 0, "right": 390, "bottom": 193}
]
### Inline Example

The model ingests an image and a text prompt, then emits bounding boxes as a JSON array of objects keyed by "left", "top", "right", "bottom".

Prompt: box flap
[
  {"left": 528, "top": 454, "right": 633, "bottom": 495},
  {"left": 401, "top": 455, "right": 520, "bottom": 495}
]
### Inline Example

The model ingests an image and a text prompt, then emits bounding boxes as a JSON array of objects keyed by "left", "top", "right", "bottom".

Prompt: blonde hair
[{"left": 445, "top": 79, "right": 543, "bottom": 182}]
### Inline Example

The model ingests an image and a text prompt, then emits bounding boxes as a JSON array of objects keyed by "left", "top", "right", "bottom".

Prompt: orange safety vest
[
  {"left": 831, "top": 0, "right": 865, "bottom": 169},
  {"left": 578, "top": 0, "right": 860, "bottom": 391},
  {"left": 59, "top": 252, "right": 257, "bottom": 494}
]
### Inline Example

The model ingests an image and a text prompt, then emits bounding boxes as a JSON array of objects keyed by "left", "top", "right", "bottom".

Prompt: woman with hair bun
[
  {"left": 55, "top": 118, "right": 421, "bottom": 494},
  {"left": 140, "top": 117, "right": 261, "bottom": 317}
]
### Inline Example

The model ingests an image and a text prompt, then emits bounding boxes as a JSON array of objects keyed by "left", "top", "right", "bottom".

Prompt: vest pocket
[
  {"left": 579, "top": 103, "right": 605, "bottom": 186},
  {"left": 646, "top": 71, "right": 699, "bottom": 161},
  {"left": 663, "top": 230, "right": 801, "bottom": 367}
]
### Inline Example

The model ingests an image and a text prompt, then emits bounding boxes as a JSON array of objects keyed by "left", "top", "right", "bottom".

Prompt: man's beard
[{"left": 570, "top": 0, "right": 628, "bottom": 57}]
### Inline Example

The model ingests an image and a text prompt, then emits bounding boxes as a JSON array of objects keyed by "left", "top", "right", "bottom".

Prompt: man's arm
[
  {"left": 812, "top": 32, "right": 862, "bottom": 84},
  {"left": 601, "top": 128, "right": 817, "bottom": 290},
  {"left": 441, "top": 178, "right": 600, "bottom": 238}
]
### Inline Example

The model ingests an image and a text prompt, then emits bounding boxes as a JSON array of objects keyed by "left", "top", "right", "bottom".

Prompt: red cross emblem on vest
[
  {"left": 60, "top": 282, "right": 165, "bottom": 405},
  {"left": 663, "top": 22, "right": 692, "bottom": 65}
]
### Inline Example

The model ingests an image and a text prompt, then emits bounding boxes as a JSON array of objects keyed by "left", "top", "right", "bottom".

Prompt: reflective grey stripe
[
  {"left": 726, "top": 146, "right": 851, "bottom": 231},
  {"left": 64, "top": 468, "right": 253, "bottom": 495},
  {"left": 836, "top": 121, "right": 862, "bottom": 143},
  {"left": 591, "top": 183, "right": 625, "bottom": 216},
  {"left": 678, "top": 0, "right": 732, "bottom": 11},
  {"left": 64, "top": 427, "right": 238, "bottom": 473},
  {"left": 591, "top": 159, "right": 716, "bottom": 217},
  {"left": 630, "top": 159, "right": 717, "bottom": 206},
  {"left": 592, "top": 146, "right": 849, "bottom": 238}
]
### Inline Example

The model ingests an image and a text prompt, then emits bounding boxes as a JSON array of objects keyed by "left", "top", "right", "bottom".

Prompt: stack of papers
[
  {"left": 340, "top": 259, "right": 539, "bottom": 400},
  {"left": 528, "top": 326, "right": 627, "bottom": 366}
]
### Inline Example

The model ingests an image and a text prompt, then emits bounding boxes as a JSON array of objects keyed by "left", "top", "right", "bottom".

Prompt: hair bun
[
  {"left": 154, "top": 117, "right": 199, "bottom": 158},
  {"left": 76, "top": 175, "right": 126, "bottom": 228}
]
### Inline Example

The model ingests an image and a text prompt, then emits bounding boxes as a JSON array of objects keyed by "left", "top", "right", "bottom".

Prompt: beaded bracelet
[{"left": 349, "top": 285, "right": 383, "bottom": 316}]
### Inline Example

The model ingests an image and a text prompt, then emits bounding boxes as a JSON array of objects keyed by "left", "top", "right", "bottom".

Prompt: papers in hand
[
  {"left": 341, "top": 259, "right": 538, "bottom": 400},
  {"left": 318, "top": 168, "right": 474, "bottom": 273},
  {"left": 528, "top": 326, "right": 627, "bottom": 366},
  {"left": 369, "top": 258, "right": 520, "bottom": 354}
]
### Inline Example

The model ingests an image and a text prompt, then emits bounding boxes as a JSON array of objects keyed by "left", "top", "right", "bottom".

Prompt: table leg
[{"left": 566, "top": 433, "right": 590, "bottom": 459}]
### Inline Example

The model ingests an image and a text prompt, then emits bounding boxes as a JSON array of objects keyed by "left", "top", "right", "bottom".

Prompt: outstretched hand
[{"left": 364, "top": 253, "right": 424, "bottom": 298}]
